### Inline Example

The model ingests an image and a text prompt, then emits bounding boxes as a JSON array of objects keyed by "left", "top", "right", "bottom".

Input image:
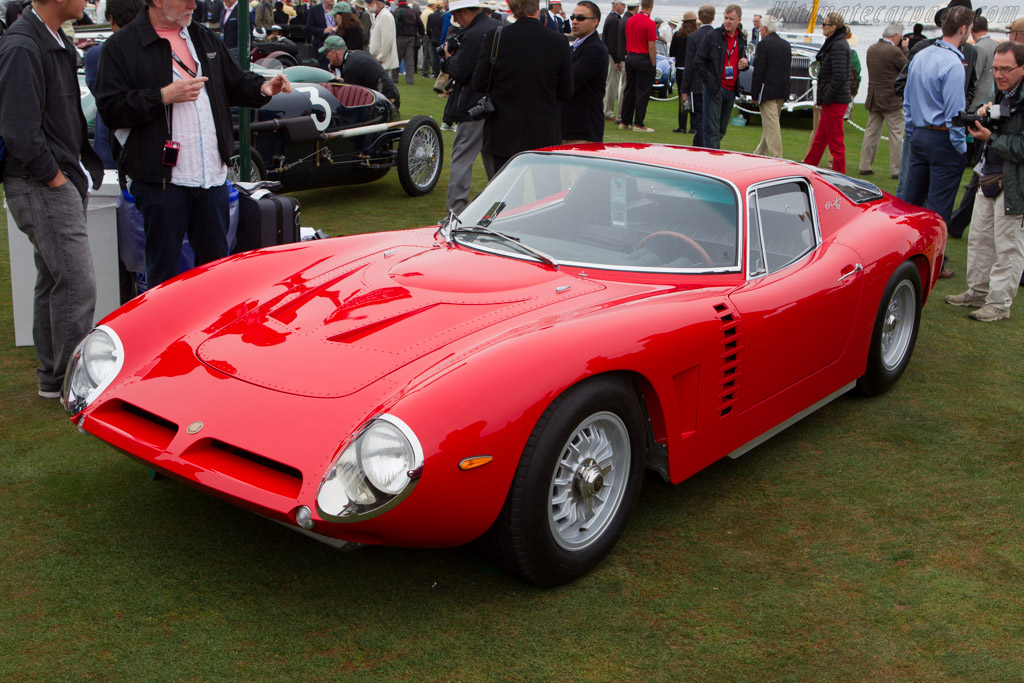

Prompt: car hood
[{"left": 195, "top": 244, "right": 608, "bottom": 397}]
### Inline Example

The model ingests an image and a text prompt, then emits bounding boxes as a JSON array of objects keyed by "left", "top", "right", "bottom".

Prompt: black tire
[
  {"left": 227, "top": 147, "right": 267, "bottom": 183},
  {"left": 857, "top": 261, "right": 922, "bottom": 397},
  {"left": 483, "top": 376, "right": 646, "bottom": 587},
  {"left": 397, "top": 115, "right": 443, "bottom": 196}
]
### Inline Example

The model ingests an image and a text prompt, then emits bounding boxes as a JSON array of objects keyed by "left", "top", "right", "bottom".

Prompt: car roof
[{"left": 540, "top": 144, "right": 813, "bottom": 192}]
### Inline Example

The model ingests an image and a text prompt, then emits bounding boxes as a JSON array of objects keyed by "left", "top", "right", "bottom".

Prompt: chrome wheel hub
[
  {"left": 548, "top": 412, "right": 630, "bottom": 551},
  {"left": 881, "top": 280, "right": 916, "bottom": 371}
]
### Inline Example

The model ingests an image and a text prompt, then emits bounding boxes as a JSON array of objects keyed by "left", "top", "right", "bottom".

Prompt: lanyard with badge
[
  {"left": 724, "top": 36, "right": 736, "bottom": 80},
  {"left": 163, "top": 51, "right": 198, "bottom": 166}
]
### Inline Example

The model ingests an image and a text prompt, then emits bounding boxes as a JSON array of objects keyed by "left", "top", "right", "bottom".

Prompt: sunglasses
[{"left": 569, "top": 13, "right": 595, "bottom": 20}]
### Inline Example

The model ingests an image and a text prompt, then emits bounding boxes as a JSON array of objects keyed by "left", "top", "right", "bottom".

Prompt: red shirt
[
  {"left": 720, "top": 31, "right": 740, "bottom": 90},
  {"left": 625, "top": 11, "right": 657, "bottom": 55}
]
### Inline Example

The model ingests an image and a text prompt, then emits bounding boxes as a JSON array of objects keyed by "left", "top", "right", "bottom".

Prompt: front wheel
[
  {"left": 227, "top": 147, "right": 267, "bottom": 183},
  {"left": 857, "top": 261, "right": 922, "bottom": 396},
  {"left": 483, "top": 376, "right": 646, "bottom": 587},
  {"left": 397, "top": 115, "right": 443, "bottom": 196}
]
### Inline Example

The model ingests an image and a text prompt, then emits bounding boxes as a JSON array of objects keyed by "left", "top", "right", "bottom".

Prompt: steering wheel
[{"left": 636, "top": 231, "right": 715, "bottom": 267}]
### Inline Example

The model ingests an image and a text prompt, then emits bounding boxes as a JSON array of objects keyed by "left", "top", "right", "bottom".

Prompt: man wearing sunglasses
[{"left": 561, "top": 1, "right": 607, "bottom": 142}]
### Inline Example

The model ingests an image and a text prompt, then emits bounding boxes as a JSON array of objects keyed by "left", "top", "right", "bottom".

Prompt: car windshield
[
  {"left": 656, "top": 40, "right": 669, "bottom": 56},
  {"left": 454, "top": 153, "right": 741, "bottom": 272}
]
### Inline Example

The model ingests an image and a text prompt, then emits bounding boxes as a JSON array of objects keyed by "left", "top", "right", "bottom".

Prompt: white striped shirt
[{"left": 168, "top": 26, "right": 226, "bottom": 189}]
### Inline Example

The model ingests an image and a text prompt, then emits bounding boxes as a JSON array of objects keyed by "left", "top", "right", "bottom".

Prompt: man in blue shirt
[{"left": 900, "top": 5, "right": 974, "bottom": 235}]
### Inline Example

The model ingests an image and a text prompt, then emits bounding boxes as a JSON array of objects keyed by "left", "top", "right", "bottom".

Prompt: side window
[
  {"left": 747, "top": 194, "right": 766, "bottom": 277},
  {"left": 755, "top": 181, "right": 816, "bottom": 274}
]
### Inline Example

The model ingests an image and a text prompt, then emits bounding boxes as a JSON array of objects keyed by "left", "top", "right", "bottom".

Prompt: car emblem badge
[{"left": 187, "top": 421, "right": 204, "bottom": 435}]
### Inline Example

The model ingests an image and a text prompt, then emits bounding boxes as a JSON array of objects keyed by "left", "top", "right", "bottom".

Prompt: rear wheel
[
  {"left": 483, "top": 376, "right": 645, "bottom": 587},
  {"left": 397, "top": 115, "right": 443, "bottom": 196},
  {"left": 857, "top": 261, "right": 922, "bottom": 396}
]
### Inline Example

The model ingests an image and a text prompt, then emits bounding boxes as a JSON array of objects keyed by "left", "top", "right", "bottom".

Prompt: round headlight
[
  {"left": 359, "top": 421, "right": 417, "bottom": 495},
  {"left": 317, "top": 414, "right": 424, "bottom": 521},
  {"left": 63, "top": 326, "right": 124, "bottom": 413}
]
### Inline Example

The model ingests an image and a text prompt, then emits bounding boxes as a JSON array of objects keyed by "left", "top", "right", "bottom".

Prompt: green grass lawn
[{"left": 2, "top": 82, "right": 1022, "bottom": 682}]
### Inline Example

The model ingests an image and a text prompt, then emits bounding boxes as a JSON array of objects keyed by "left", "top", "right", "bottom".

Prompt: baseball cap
[
  {"left": 319, "top": 35, "right": 346, "bottom": 52},
  {"left": 328, "top": 1, "right": 353, "bottom": 14}
]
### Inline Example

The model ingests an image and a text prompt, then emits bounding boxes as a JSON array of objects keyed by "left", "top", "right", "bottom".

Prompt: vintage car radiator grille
[
  {"left": 94, "top": 400, "right": 180, "bottom": 451},
  {"left": 180, "top": 439, "right": 304, "bottom": 499},
  {"left": 713, "top": 302, "right": 743, "bottom": 416}
]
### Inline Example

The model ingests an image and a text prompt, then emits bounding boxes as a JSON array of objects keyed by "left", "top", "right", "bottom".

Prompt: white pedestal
[{"left": 6, "top": 170, "right": 122, "bottom": 347}]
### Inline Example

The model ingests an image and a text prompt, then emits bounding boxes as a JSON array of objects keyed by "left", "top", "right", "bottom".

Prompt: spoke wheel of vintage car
[
  {"left": 483, "top": 375, "right": 645, "bottom": 587},
  {"left": 227, "top": 148, "right": 267, "bottom": 184},
  {"left": 397, "top": 115, "right": 443, "bottom": 196},
  {"left": 857, "top": 261, "right": 922, "bottom": 397}
]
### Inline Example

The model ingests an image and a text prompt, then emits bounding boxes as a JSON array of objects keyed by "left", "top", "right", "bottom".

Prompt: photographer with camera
[
  {"left": 945, "top": 40, "right": 1024, "bottom": 322},
  {"left": 473, "top": 0, "right": 573, "bottom": 177},
  {"left": 441, "top": 0, "right": 502, "bottom": 214}
]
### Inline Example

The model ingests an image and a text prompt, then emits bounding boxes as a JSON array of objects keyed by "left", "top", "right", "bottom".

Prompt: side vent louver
[{"left": 712, "top": 302, "right": 743, "bottom": 417}]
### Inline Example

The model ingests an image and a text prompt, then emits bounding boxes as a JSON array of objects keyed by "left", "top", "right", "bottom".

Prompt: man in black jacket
[
  {"left": 442, "top": 0, "right": 501, "bottom": 212},
  {"left": 96, "top": 0, "right": 291, "bottom": 288},
  {"left": 561, "top": 0, "right": 607, "bottom": 142},
  {"left": 321, "top": 35, "right": 401, "bottom": 104},
  {"left": 473, "top": 0, "right": 572, "bottom": 176},
  {"left": 750, "top": 15, "right": 790, "bottom": 158},
  {"left": 0, "top": 0, "right": 104, "bottom": 399},
  {"left": 601, "top": 0, "right": 624, "bottom": 120},
  {"left": 680, "top": 3, "right": 713, "bottom": 146},
  {"left": 692, "top": 3, "right": 748, "bottom": 150}
]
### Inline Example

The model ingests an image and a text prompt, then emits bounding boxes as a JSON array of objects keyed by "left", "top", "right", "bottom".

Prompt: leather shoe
[
  {"left": 672, "top": 128, "right": 685, "bottom": 133},
  {"left": 859, "top": 169, "right": 874, "bottom": 176},
  {"left": 939, "top": 268, "right": 955, "bottom": 279}
]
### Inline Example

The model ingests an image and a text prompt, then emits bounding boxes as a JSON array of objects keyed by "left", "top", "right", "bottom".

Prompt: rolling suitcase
[{"left": 235, "top": 182, "right": 301, "bottom": 252}]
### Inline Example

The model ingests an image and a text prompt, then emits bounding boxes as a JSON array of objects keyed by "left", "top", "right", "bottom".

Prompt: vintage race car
[
  {"left": 233, "top": 65, "right": 444, "bottom": 196},
  {"left": 62, "top": 146, "right": 946, "bottom": 586}
]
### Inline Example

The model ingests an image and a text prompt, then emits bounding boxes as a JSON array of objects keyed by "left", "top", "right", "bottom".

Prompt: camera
[
  {"left": 162, "top": 140, "right": 180, "bottom": 167},
  {"left": 467, "top": 95, "right": 495, "bottom": 121},
  {"left": 953, "top": 103, "right": 1008, "bottom": 130},
  {"left": 439, "top": 33, "right": 461, "bottom": 58}
]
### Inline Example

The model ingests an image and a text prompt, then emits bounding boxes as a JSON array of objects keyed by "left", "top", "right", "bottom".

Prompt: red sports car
[{"left": 62, "top": 146, "right": 946, "bottom": 586}]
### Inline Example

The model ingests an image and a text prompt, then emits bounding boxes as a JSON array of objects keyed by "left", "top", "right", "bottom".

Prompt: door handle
[{"left": 837, "top": 263, "right": 863, "bottom": 282}]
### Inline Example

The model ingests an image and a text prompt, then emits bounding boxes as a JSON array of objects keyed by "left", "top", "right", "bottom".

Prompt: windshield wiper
[{"left": 451, "top": 223, "right": 559, "bottom": 270}]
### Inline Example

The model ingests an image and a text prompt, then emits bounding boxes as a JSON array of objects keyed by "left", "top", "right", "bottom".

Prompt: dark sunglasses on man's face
[{"left": 569, "top": 14, "right": 595, "bottom": 21}]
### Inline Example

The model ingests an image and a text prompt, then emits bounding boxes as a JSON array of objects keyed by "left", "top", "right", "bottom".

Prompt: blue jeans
[
  {"left": 900, "top": 128, "right": 968, "bottom": 229},
  {"left": 4, "top": 176, "right": 96, "bottom": 392},
  {"left": 895, "top": 129, "right": 913, "bottom": 198},
  {"left": 701, "top": 86, "right": 736, "bottom": 150},
  {"left": 131, "top": 181, "right": 230, "bottom": 288}
]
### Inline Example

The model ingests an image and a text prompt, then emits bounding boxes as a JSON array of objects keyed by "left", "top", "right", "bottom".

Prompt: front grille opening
[
  {"left": 181, "top": 439, "right": 303, "bottom": 499},
  {"left": 92, "top": 400, "right": 180, "bottom": 451}
]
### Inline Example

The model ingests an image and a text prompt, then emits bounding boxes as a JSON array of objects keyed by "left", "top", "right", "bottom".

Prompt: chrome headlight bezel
[
  {"left": 316, "top": 414, "right": 424, "bottom": 523},
  {"left": 62, "top": 325, "right": 124, "bottom": 414}
]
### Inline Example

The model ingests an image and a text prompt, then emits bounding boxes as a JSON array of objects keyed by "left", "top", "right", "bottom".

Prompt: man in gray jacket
[
  {"left": 857, "top": 22, "right": 906, "bottom": 177},
  {"left": 969, "top": 16, "right": 997, "bottom": 111},
  {"left": 0, "top": 0, "right": 104, "bottom": 398}
]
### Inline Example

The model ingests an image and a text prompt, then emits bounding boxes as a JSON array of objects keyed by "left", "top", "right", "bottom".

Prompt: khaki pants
[
  {"left": 858, "top": 107, "right": 904, "bottom": 176},
  {"left": 753, "top": 98, "right": 784, "bottom": 158},
  {"left": 966, "top": 190, "right": 1024, "bottom": 309},
  {"left": 604, "top": 56, "right": 625, "bottom": 119}
]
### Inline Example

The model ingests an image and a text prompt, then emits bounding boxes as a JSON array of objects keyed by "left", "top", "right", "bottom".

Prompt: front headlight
[
  {"left": 62, "top": 325, "right": 124, "bottom": 414},
  {"left": 317, "top": 414, "right": 423, "bottom": 521},
  {"left": 655, "top": 67, "right": 663, "bottom": 80}
]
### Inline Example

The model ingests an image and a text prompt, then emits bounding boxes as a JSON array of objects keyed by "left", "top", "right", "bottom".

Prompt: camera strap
[{"left": 486, "top": 26, "right": 503, "bottom": 95}]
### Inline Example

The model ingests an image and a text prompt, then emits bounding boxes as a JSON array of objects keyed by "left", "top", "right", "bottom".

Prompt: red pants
[{"left": 803, "top": 102, "right": 847, "bottom": 174}]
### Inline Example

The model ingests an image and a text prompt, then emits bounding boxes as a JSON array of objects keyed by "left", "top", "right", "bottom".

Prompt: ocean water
[{"left": 600, "top": 1, "right": 1023, "bottom": 103}]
